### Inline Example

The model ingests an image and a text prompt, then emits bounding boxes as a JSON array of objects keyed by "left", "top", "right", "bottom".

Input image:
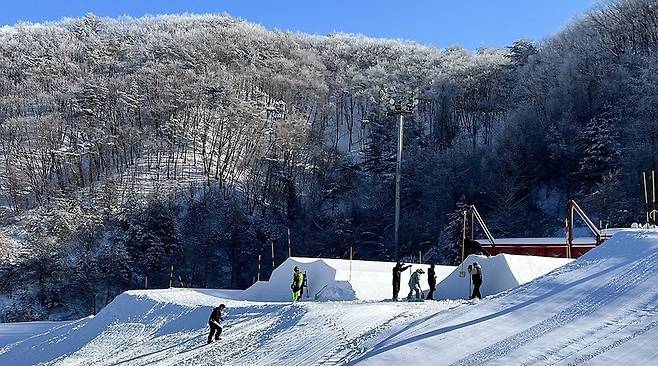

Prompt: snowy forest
[{"left": 0, "top": 0, "right": 657, "bottom": 321}]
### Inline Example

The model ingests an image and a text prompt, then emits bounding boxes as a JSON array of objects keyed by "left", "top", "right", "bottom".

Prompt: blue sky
[{"left": 1, "top": 0, "right": 597, "bottom": 49}]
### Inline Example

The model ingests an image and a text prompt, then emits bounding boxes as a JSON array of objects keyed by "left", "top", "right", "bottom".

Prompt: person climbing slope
[
  {"left": 207, "top": 304, "right": 225, "bottom": 344},
  {"left": 291, "top": 266, "right": 304, "bottom": 302},
  {"left": 468, "top": 262, "right": 483, "bottom": 300},
  {"left": 392, "top": 262, "right": 411, "bottom": 300},
  {"left": 407, "top": 268, "right": 424, "bottom": 300},
  {"left": 426, "top": 264, "right": 437, "bottom": 300}
]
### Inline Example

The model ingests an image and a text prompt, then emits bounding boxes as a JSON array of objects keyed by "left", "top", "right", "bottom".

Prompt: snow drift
[
  {"left": 435, "top": 254, "right": 573, "bottom": 300},
  {"left": 243, "top": 257, "right": 455, "bottom": 301}
]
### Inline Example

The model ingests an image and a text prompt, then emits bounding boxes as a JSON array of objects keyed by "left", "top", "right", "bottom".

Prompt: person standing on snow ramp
[
  {"left": 407, "top": 268, "right": 424, "bottom": 300},
  {"left": 208, "top": 304, "right": 225, "bottom": 344},
  {"left": 392, "top": 262, "right": 411, "bottom": 300},
  {"left": 468, "top": 262, "right": 483, "bottom": 300},
  {"left": 426, "top": 264, "right": 437, "bottom": 300},
  {"left": 291, "top": 266, "right": 304, "bottom": 302}
]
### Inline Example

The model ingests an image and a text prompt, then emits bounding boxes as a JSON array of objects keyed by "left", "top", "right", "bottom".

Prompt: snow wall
[
  {"left": 242, "top": 257, "right": 455, "bottom": 301},
  {"left": 435, "top": 253, "right": 573, "bottom": 300}
]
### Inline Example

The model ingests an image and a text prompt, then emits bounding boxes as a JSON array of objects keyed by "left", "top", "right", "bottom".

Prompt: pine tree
[
  {"left": 436, "top": 198, "right": 469, "bottom": 265},
  {"left": 577, "top": 106, "right": 622, "bottom": 194}
]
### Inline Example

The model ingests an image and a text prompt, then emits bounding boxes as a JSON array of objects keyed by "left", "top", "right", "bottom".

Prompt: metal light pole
[{"left": 382, "top": 89, "right": 417, "bottom": 263}]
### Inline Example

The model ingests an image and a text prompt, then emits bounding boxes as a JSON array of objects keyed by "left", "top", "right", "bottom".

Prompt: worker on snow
[
  {"left": 208, "top": 304, "right": 226, "bottom": 344},
  {"left": 300, "top": 271, "right": 308, "bottom": 298},
  {"left": 465, "top": 238, "right": 491, "bottom": 257},
  {"left": 407, "top": 268, "right": 424, "bottom": 300},
  {"left": 468, "top": 262, "right": 483, "bottom": 300},
  {"left": 291, "top": 266, "right": 304, "bottom": 302},
  {"left": 392, "top": 262, "right": 411, "bottom": 300},
  {"left": 426, "top": 264, "right": 437, "bottom": 300}
]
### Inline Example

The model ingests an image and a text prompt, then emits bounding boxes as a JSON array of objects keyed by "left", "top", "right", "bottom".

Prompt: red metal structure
[{"left": 469, "top": 200, "right": 611, "bottom": 259}]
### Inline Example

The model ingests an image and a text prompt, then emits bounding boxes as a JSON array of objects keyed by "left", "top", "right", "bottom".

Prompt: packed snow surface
[
  {"left": 435, "top": 254, "right": 573, "bottom": 300},
  {"left": 1, "top": 230, "right": 656, "bottom": 365}
]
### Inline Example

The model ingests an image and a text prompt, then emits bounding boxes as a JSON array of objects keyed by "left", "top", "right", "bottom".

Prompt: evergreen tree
[
  {"left": 577, "top": 106, "right": 622, "bottom": 194},
  {"left": 436, "top": 198, "right": 469, "bottom": 265}
]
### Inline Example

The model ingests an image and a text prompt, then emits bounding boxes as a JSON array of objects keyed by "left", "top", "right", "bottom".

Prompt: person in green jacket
[{"left": 291, "top": 266, "right": 304, "bottom": 302}]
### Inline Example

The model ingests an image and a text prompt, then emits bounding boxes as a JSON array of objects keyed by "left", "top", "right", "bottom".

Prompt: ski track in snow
[
  {"left": 2, "top": 231, "right": 657, "bottom": 366},
  {"left": 448, "top": 251, "right": 658, "bottom": 366}
]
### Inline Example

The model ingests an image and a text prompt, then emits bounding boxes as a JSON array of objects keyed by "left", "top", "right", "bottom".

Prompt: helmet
[
  {"left": 218, "top": 304, "right": 226, "bottom": 310},
  {"left": 294, "top": 266, "right": 299, "bottom": 272},
  {"left": 472, "top": 262, "right": 478, "bottom": 266},
  {"left": 417, "top": 269, "right": 425, "bottom": 274}
]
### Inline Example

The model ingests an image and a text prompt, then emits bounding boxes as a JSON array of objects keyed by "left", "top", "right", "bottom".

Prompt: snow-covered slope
[
  {"left": 243, "top": 257, "right": 455, "bottom": 301},
  {"left": 353, "top": 230, "right": 658, "bottom": 365},
  {"left": 1, "top": 230, "right": 655, "bottom": 365},
  {"left": 435, "top": 254, "right": 573, "bottom": 300}
]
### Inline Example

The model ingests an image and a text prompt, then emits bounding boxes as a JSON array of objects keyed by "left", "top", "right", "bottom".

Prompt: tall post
[
  {"left": 567, "top": 198, "right": 573, "bottom": 258},
  {"left": 418, "top": 250, "right": 422, "bottom": 264},
  {"left": 394, "top": 114, "right": 404, "bottom": 262},
  {"left": 168, "top": 265, "right": 174, "bottom": 288},
  {"left": 643, "top": 171, "right": 650, "bottom": 224},
  {"left": 460, "top": 210, "right": 467, "bottom": 277},
  {"left": 271, "top": 241, "right": 275, "bottom": 270},
  {"left": 469, "top": 207, "right": 475, "bottom": 241},
  {"left": 287, "top": 227, "right": 292, "bottom": 258},
  {"left": 257, "top": 254, "right": 262, "bottom": 282},
  {"left": 349, "top": 245, "right": 353, "bottom": 281},
  {"left": 651, "top": 170, "right": 656, "bottom": 225}
]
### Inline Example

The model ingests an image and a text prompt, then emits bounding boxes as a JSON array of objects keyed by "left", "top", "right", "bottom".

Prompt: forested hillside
[{"left": 1, "top": 0, "right": 656, "bottom": 320}]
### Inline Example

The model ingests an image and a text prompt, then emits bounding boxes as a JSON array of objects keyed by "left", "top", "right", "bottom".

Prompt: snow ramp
[
  {"left": 352, "top": 230, "right": 658, "bottom": 365},
  {"left": 435, "top": 253, "right": 573, "bottom": 300},
  {"left": 243, "top": 256, "right": 455, "bottom": 301}
]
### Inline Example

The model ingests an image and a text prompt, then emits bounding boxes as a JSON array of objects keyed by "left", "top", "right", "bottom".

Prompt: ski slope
[{"left": 0, "top": 230, "right": 656, "bottom": 365}]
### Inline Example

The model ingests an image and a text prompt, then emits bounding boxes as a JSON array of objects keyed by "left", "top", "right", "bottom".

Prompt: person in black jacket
[
  {"left": 392, "top": 262, "right": 411, "bottom": 300},
  {"left": 468, "top": 263, "right": 483, "bottom": 300},
  {"left": 208, "top": 304, "right": 226, "bottom": 344},
  {"left": 426, "top": 264, "right": 437, "bottom": 300}
]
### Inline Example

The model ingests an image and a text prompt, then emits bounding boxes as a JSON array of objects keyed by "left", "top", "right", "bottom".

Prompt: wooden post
[
  {"left": 169, "top": 265, "right": 174, "bottom": 288},
  {"left": 643, "top": 171, "right": 650, "bottom": 224},
  {"left": 349, "top": 245, "right": 353, "bottom": 281},
  {"left": 469, "top": 207, "right": 475, "bottom": 241},
  {"left": 566, "top": 198, "right": 573, "bottom": 258},
  {"left": 257, "top": 254, "right": 262, "bottom": 282},
  {"left": 651, "top": 170, "right": 656, "bottom": 225},
  {"left": 287, "top": 227, "right": 292, "bottom": 258},
  {"left": 460, "top": 210, "right": 467, "bottom": 277}
]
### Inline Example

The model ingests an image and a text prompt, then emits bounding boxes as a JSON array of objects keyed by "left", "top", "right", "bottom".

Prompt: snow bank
[
  {"left": 242, "top": 257, "right": 455, "bottom": 301},
  {"left": 435, "top": 253, "right": 573, "bottom": 300}
]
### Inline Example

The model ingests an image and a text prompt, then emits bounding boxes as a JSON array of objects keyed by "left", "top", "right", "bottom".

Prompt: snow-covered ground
[
  {"left": 0, "top": 321, "right": 71, "bottom": 348},
  {"left": 1, "top": 230, "right": 656, "bottom": 365}
]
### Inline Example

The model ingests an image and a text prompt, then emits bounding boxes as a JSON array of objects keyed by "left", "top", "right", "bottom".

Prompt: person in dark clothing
[
  {"left": 392, "top": 262, "right": 411, "bottom": 300},
  {"left": 208, "top": 304, "right": 226, "bottom": 344},
  {"left": 465, "top": 238, "right": 491, "bottom": 257},
  {"left": 426, "top": 264, "right": 437, "bottom": 300},
  {"left": 300, "top": 271, "right": 307, "bottom": 298},
  {"left": 468, "top": 263, "right": 483, "bottom": 300}
]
